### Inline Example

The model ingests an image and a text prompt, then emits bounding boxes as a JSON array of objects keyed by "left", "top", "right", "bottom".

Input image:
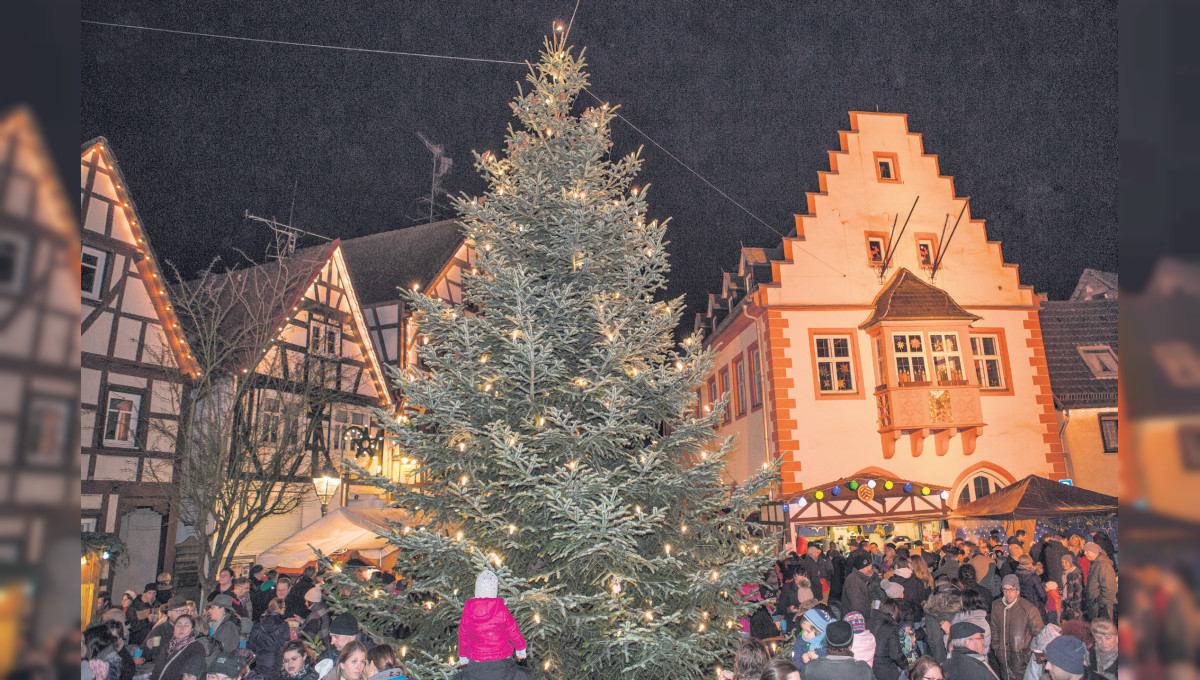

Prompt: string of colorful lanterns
[{"left": 784, "top": 478, "right": 952, "bottom": 509}]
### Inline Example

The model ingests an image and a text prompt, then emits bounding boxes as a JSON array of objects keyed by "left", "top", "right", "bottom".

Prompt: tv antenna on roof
[{"left": 244, "top": 209, "right": 330, "bottom": 260}]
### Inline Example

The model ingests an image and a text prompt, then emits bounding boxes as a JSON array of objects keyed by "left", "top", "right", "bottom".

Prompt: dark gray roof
[
  {"left": 1039, "top": 298, "right": 1118, "bottom": 409},
  {"left": 859, "top": 268, "right": 981, "bottom": 329},
  {"left": 333, "top": 220, "right": 465, "bottom": 307}
]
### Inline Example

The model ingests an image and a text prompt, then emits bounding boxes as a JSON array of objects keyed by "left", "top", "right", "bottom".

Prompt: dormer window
[
  {"left": 309, "top": 316, "right": 342, "bottom": 356},
  {"left": 1078, "top": 344, "right": 1117, "bottom": 379},
  {"left": 874, "top": 152, "right": 901, "bottom": 183}
]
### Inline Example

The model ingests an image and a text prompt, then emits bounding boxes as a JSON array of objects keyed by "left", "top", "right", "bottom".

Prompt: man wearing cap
[
  {"left": 843, "top": 554, "right": 875, "bottom": 620},
  {"left": 800, "top": 620, "right": 873, "bottom": 680},
  {"left": 1082, "top": 542, "right": 1116, "bottom": 621},
  {"left": 798, "top": 544, "right": 827, "bottom": 602},
  {"left": 207, "top": 653, "right": 248, "bottom": 680},
  {"left": 1043, "top": 635, "right": 1104, "bottom": 680},
  {"left": 142, "top": 595, "right": 191, "bottom": 662},
  {"left": 990, "top": 574, "right": 1043, "bottom": 680},
  {"left": 129, "top": 584, "right": 158, "bottom": 646},
  {"left": 945, "top": 622, "right": 999, "bottom": 680},
  {"left": 312, "top": 614, "right": 364, "bottom": 676},
  {"left": 205, "top": 594, "right": 243, "bottom": 654},
  {"left": 156, "top": 573, "right": 174, "bottom": 606}
]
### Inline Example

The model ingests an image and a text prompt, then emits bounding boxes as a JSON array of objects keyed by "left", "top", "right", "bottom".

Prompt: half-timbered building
[
  {"left": 694, "top": 112, "right": 1068, "bottom": 540},
  {"left": 0, "top": 108, "right": 79, "bottom": 568},
  {"left": 80, "top": 138, "right": 198, "bottom": 596},
  {"left": 203, "top": 241, "right": 397, "bottom": 561}
]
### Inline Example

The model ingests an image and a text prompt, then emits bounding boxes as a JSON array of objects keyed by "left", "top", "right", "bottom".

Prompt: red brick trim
[{"left": 1025, "top": 311, "right": 1066, "bottom": 478}]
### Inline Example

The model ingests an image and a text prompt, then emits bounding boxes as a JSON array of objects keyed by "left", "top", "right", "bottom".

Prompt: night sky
[{"left": 81, "top": 2, "right": 1117, "bottom": 321}]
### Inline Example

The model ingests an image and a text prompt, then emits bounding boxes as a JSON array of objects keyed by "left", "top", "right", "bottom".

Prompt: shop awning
[
  {"left": 952, "top": 475, "right": 1117, "bottom": 520},
  {"left": 255, "top": 507, "right": 414, "bottom": 569}
]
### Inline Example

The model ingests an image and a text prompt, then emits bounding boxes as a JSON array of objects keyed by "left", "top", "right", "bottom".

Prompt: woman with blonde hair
[
  {"left": 910, "top": 553, "right": 935, "bottom": 592},
  {"left": 1089, "top": 619, "right": 1117, "bottom": 680},
  {"left": 323, "top": 641, "right": 368, "bottom": 680}
]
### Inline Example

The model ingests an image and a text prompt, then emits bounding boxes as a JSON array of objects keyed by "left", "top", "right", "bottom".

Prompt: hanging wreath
[{"left": 82, "top": 532, "right": 129, "bottom": 566}]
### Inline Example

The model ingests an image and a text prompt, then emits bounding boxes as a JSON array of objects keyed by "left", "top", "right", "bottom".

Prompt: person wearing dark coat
[
  {"left": 247, "top": 599, "right": 291, "bottom": 680},
  {"left": 1015, "top": 557, "right": 1048, "bottom": 613},
  {"left": 279, "top": 640, "right": 320, "bottom": 680},
  {"left": 923, "top": 585, "right": 963, "bottom": 663},
  {"left": 828, "top": 547, "right": 847, "bottom": 602},
  {"left": 798, "top": 546, "right": 827, "bottom": 601},
  {"left": 843, "top": 555, "right": 875, "bottom": 620},
  {"left": 286, "top": 568, "right": 316, "bottom": 621},
  {"left": 205, "top": 595, "right": 243, "bottom": 655},
  {"left": 887, "top": 558, "right": 929, "bottom": 613},
  {"left": 867, "top": 600, "right": 907, "bottom": 680},
  {"left": 1040, "top": 534, "right": 1069, "bottom": 587},
  {"left": 944, "top": 622, "right": 999, "bottom": 680}
]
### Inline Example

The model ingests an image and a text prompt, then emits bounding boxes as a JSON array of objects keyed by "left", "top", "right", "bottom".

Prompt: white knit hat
[
  {"left": 474, "top": 570, "right": 498, "bottom": 599},
  {"left": 304, "top": 587, "right": 322, "bottom": 603}
]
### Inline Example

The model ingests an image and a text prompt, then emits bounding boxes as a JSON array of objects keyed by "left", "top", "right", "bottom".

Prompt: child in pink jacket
[
  {"left": 844, "top": 611, "right": 876, "bottom": 667},
  {"left": 457, "top": 570, "right": 528, "bottom": 666}
]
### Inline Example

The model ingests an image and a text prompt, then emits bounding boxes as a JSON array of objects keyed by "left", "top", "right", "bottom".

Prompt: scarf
[
  {"left": 88, "top": 659, "right": 110, "bottom": 680},
  {"left": 167, "top": 634, "right": 195, "bottom": 658}
]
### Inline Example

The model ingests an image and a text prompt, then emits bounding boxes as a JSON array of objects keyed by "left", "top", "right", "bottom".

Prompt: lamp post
[{"left": 313, "top": 466, "right": 341, "bottom": 516}]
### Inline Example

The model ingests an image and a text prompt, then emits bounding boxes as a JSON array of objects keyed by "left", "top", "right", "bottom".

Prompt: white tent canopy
[{"left": 255, "top": 507, "right": 411, "bottom": 569}]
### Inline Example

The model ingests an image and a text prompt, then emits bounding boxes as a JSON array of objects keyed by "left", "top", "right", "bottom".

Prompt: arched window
[{"left": 954, "top": 470, "right": 1008, "bottom": 507}]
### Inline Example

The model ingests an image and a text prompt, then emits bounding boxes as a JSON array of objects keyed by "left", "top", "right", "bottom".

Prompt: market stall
[
  {"left": 255, "top": 507, "right": 415, "bottom": 570},
  {"left": 951, "top": 474, "right": 1117, "bottom": 539},
  {"left": 784, "top": 473, "right": 953, "bottom": 546}
]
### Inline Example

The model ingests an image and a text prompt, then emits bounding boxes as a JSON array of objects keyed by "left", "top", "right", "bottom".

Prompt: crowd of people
[
  {"left": 75, "top": 527, "right": 1121, "bottom": 680},
  {"left": 722, "top": 527, "right": 1121, "bottom": 680},
  {"left": 81, "top": 560, "right": 531, "bottom": 680}
]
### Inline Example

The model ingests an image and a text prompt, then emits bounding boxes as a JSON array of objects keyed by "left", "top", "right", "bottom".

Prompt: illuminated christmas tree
[{"left": 324, "top": 36, "right": 779, "bottom": 679}]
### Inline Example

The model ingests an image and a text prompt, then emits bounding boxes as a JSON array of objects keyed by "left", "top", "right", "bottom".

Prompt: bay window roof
[{"left": 859, "top": 268, "right": 981, "bottom": 329}]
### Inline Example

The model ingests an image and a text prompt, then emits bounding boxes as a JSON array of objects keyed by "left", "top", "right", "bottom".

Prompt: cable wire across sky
[{"left": 79, "top": 17, "right": 850, "bottom": 275}]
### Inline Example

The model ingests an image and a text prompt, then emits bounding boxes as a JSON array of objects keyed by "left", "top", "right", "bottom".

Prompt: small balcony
[{"left": 875, "top": 383, "right": 984, "bottom": 458}]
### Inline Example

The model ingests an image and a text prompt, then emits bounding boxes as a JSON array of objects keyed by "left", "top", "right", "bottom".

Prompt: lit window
[
  {"left": 24, "top": 397, "right": 70, "bottom": 465},
  {"left": 814, "top": 335, "right": 856, "bottom": 393},
  {"left": 893, "top": 333, "right": 929, "bottom": 384},
  {"left": 971, "top": 335, "right": 1005, "bottom": 389},
  {"left": 1078, "top": 345, "right": 1118, "bottom": 379},
  {"left": 748, "top": 346, "right": 764, "bottom": 408},
  {"left": 929, "top": 333, "right": 965, "bottom": 384},
  {"left": 103, "top": 391, "right": 141, "bottom": 447},
  {"left": 707, "top": 377, "right": 717, "bottom": 414},
  {"left": 82, "top": 246, "right": 108, "bottom": 300},
  {"left": 955, "top": 471, "right": 1007, "bottom": 506},
  {"left": 0, "top": 236, "right": 27, "bottom": 294},
  {"left": 719, "top": 369, "right": 732, "bottom": 424},
  {"left": 1099, "top": 413, "right": 1117, "bottom": 453},
  {"left": 732, "top": 357, "right": 748, "bottom": 417}
]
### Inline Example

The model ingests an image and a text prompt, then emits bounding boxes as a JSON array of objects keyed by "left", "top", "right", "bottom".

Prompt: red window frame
[
  {"left": 732, "top": 355, "right": 748, "bottom": 417},
  {"left": 748, "top": 344, "right": 764, "bottom": 409},
  {"left": 719, "top": 368, "right": 732, "bottom": 424}
]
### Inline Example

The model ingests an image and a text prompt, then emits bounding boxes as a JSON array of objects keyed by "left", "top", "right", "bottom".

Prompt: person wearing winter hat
[
  {"left": 843, "top": 554, "right": 875, "bottom": 621},
  {"left": 301, "top": 588, "right": 331, "bottom": 648},
  {"left": 990, "top": 574, "right": 1043, "bottom": 680},
  {"left": 206, "top": 653, "right": 248, "bottom": 680},
  {"left": 945, "top": 622, "right": 997, "bottom": 680},
  {"left": 843, "top": 612, "right": 876, "bottom": 667},
  {"left": 313, "top": 614, "right": 361, "bottom": 670},
  {"left": 880, "top": 580, "right": 905, "bottom": 600},
  {"left": 791, "top": 607, "right": 834, "bottom": 670},
  {"left": 1082, "top": 543, "right": 1117, "bottom": 621},
  {"left": 456, "top": 569, "right": 528, "bottom": 671},
  {"left": 1043, "top": 635, "right": 1103, "bottom": 680},
  {"left": 800, "top": 620, "right": 873, "bottom": 680}
]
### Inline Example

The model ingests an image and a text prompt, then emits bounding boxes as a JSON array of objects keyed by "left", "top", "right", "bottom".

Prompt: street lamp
[{"left": 313, "top": 466, "right": 341, "bottom": 516}]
